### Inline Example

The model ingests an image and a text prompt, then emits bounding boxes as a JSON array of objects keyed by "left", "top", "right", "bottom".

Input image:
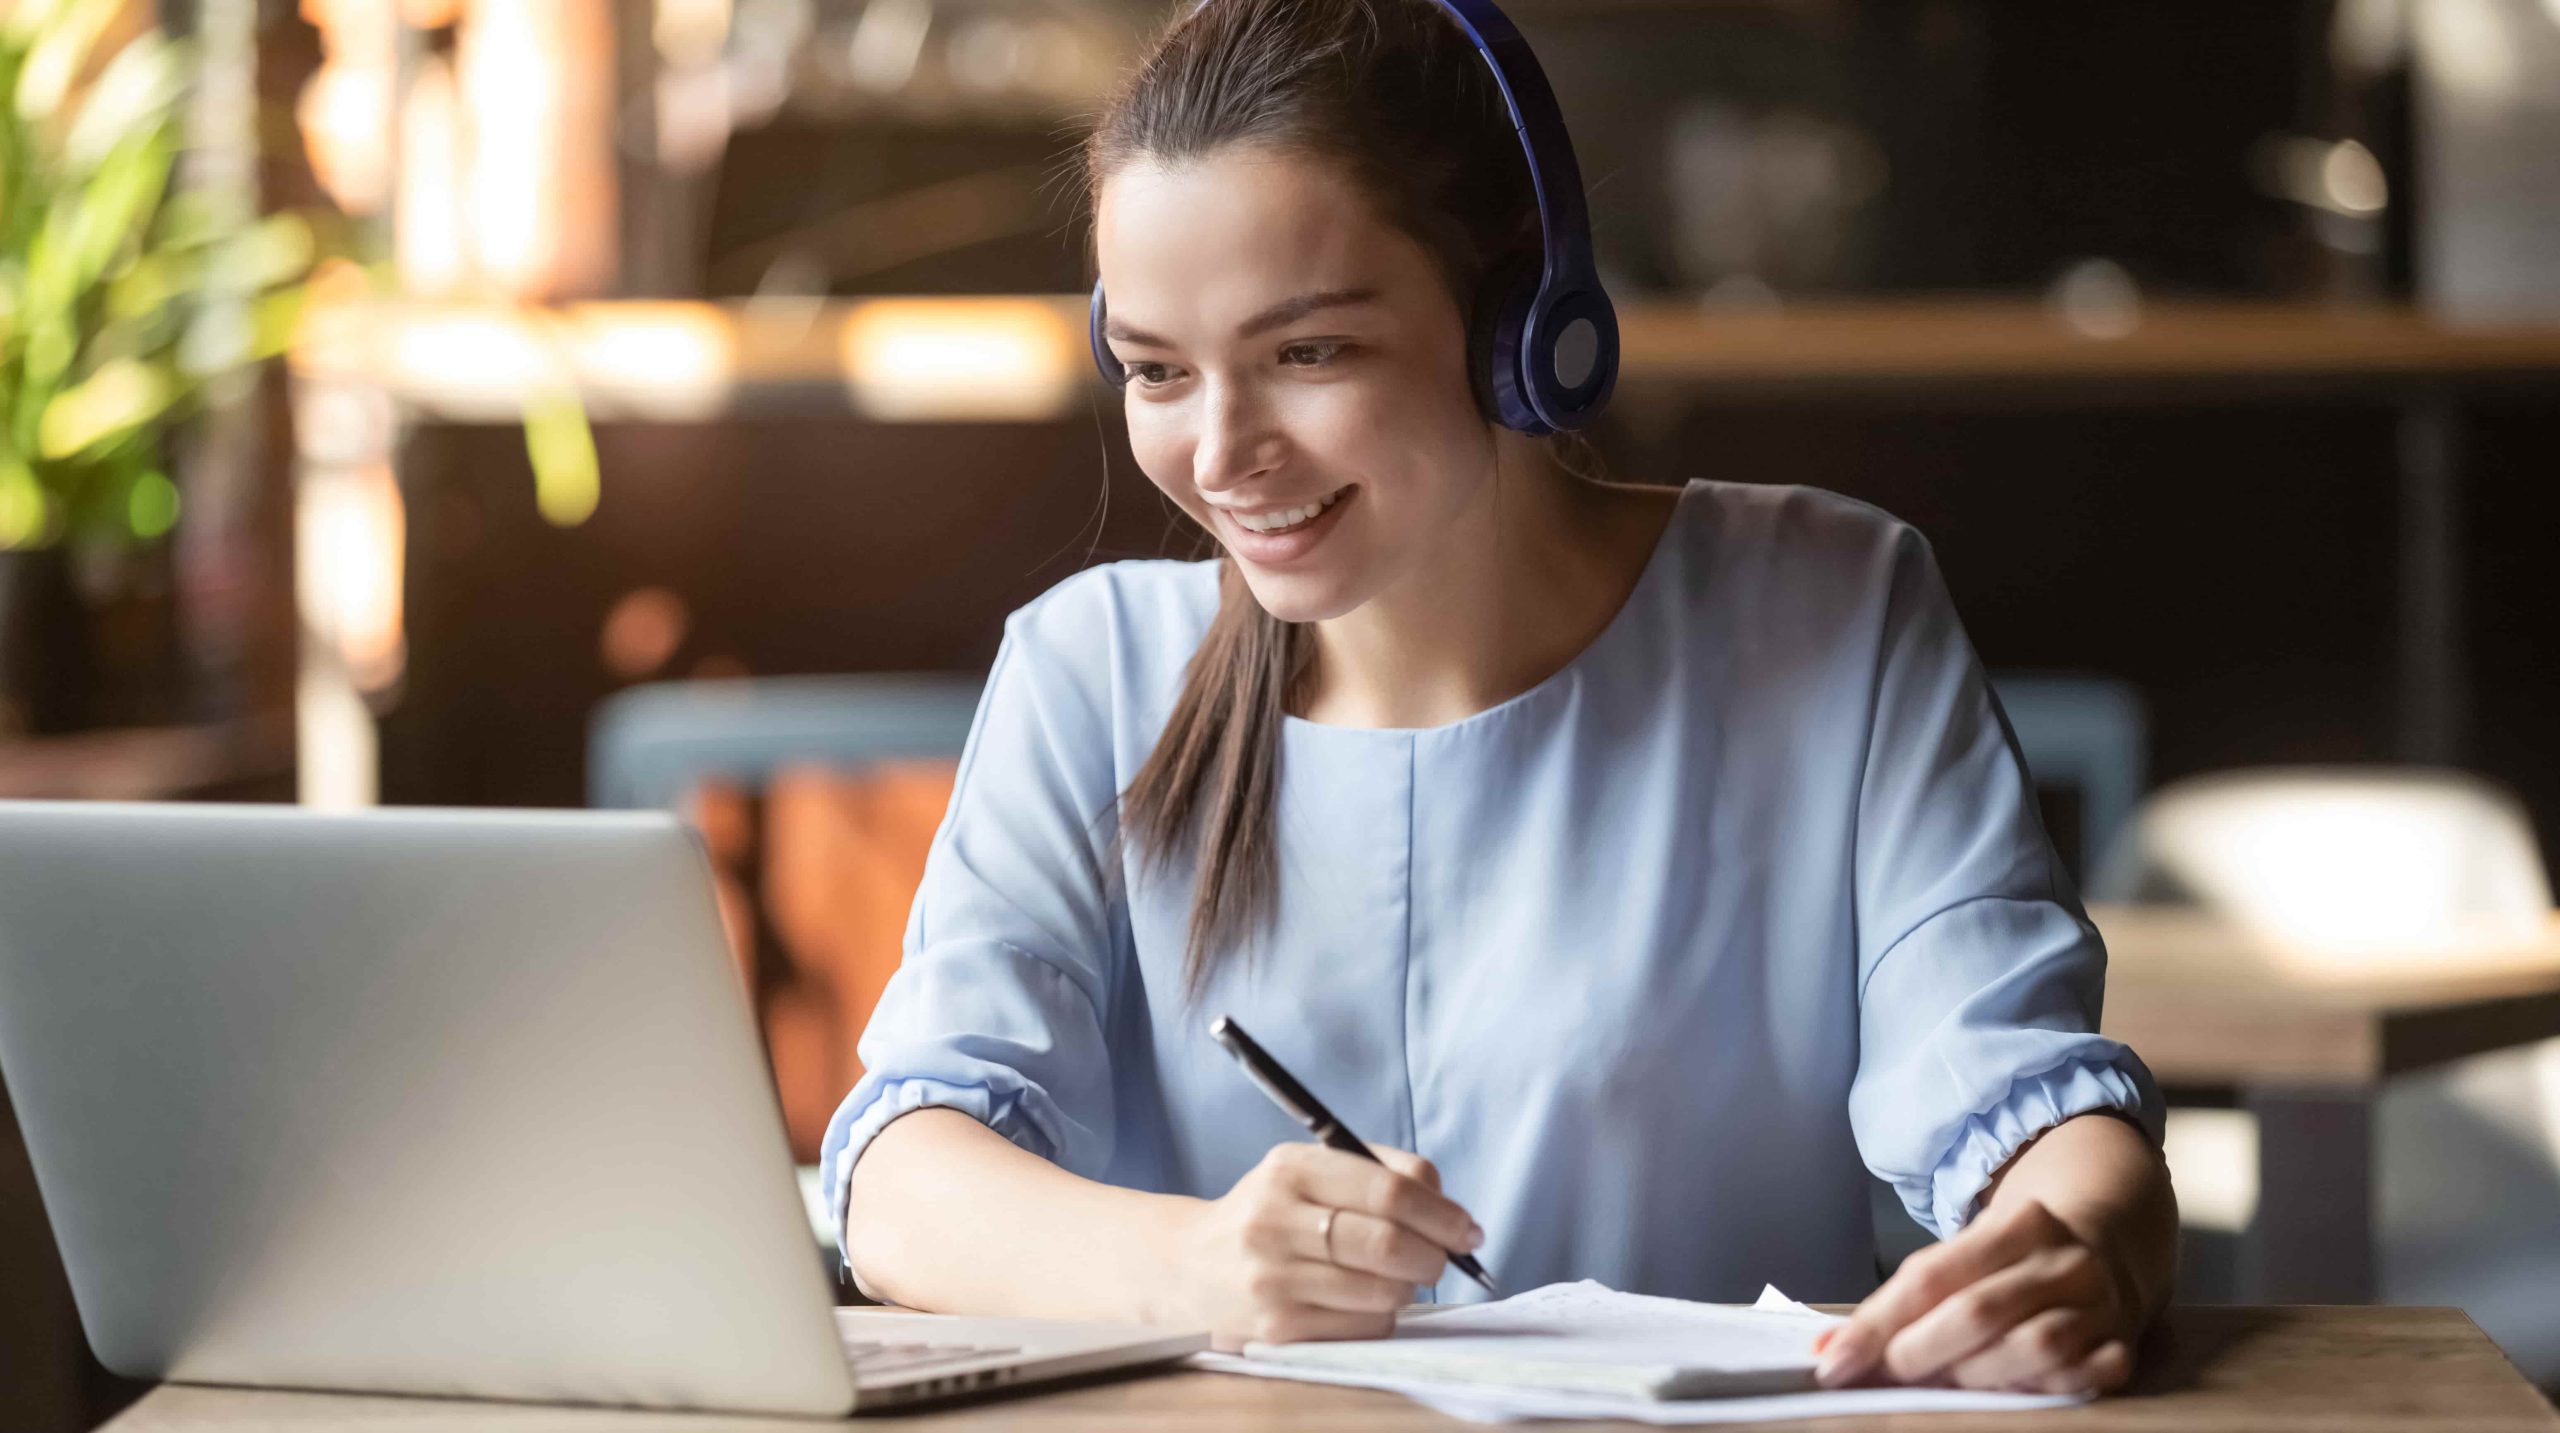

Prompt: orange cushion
[
  {"left": 760, "top": 761, "right": 959, "bottom": 1161},
  {"left": 679, "top": 761, "right": 958, "bottom": 1163}
]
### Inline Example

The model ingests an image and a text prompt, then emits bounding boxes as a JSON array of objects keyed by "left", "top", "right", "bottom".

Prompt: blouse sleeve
[
  {"left": 1845, "top": 525, "right": 2165, "bottom": 1240},
  {"left": 817, "top": 593, "right": 1125, "bottom": 1268}
]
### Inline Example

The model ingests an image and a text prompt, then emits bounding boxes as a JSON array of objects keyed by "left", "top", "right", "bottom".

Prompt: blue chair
[
  {"left": 587, "top": 672, "right": 984, "bottom": 1273},
  {"left": 1987, "top": 672, "right": 2149, "bottom": 891},
  {"left": 588, "top": 673, "right": 985, "bottom": 813}
]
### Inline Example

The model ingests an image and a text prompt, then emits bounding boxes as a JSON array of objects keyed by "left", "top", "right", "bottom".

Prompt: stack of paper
[{"left": 1191, "top": 1281, "right": 2086, "bottom": 1425}]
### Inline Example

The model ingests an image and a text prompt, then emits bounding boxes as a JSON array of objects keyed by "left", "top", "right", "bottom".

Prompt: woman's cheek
[
  {"left": 1123, "top": 413, "right": 1192, "bottom": 505},
  {"left": 1286, "top": 384, "right": 1397, "bottom": 470}
]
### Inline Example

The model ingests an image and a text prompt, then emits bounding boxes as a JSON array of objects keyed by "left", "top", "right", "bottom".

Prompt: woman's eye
[
  {"left": 1123, "top": 361, "right": 1176, "bottom": 387},
  {"left": 1281, "top": 341, "right": 1347, "bottom": 368}
]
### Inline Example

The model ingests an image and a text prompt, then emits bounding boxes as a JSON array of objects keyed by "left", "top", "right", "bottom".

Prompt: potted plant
[{"left": 0, "top": 0, "right": 311, "bottom": 735}]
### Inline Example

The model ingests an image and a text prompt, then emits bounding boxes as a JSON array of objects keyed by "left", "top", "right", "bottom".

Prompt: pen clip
[
  {"left": 1241, "top": 1063, "right": 1323, "bottom": 1131},
  {"left": 1210, "top": 1015, "right": 1330, "bottom": 1133}
]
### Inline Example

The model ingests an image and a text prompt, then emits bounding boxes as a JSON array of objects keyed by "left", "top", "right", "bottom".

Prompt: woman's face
[{"left": 1096, "top": 147, "right": 1498, "bottom": 624}]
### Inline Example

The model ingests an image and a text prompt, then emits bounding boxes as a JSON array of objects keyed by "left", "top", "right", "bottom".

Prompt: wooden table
[
  {"left": 96, "top": 1306, "right": 2560, "bottom": 1431},
  {"left": 2091, "top": 903, "right": 2560, "bottom": 1305}
]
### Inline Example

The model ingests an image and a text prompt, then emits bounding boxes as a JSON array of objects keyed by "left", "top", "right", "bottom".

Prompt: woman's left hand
[{"left": 1812, "top": 1195, "right": 2140, "bottom": 1395}]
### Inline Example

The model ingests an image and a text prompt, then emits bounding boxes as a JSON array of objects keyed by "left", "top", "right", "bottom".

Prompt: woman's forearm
[
  {"left": 1980, "top": 1111, "right": 2180, "bottom": 1323},
  {"left": 842, "top": 1107, "right": 1201, "bottom": 1322}
]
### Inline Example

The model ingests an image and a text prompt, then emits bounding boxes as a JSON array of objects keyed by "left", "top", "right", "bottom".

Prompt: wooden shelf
[
  {"left": 1618, "top": 298, "right": 2560, "bottom": 387},
  {"left": 0, "top": 716, "right": 294, "bottom": 802},
  {"left": 289, "top": 296, "right": 2560, "bottom": 421}
]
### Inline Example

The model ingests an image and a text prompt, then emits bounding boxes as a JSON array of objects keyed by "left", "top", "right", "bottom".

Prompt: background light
[{"left": 838, "top": 297, "right": 1080, "bottom": 421}]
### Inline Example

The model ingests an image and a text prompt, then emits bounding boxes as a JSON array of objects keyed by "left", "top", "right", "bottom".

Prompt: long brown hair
[{"left": 1088, "top": 0, "right": 1574, "bottom": 996}]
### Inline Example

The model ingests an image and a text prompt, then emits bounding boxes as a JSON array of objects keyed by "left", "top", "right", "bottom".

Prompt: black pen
[{"left": 1210, "top": 1015, "right": 1498, "bottom": 1295}]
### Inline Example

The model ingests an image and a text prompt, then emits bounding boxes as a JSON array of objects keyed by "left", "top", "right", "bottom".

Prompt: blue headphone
[{"left": 1086, "top": 0, "right": 1618, "bottom": 436}]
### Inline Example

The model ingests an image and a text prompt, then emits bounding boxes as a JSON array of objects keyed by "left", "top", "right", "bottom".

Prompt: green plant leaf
[
  {"left": 526, "top": 390, "right": 601, "bottom": 528},
  {"left": 13, "top": 0, "right": 124, "bottom": 124},
  {"left": 124, "top": 465, "right": 176, "bottom": 539},
  {"left": 56, "top": 441, "right": 135, "bottom": 545},
  {"left": 37, "top": 355, "right": 171, "bottom": 458},
  {"left": 245, "top": 282, "right": 307, "bottom": 362},
  {"left": 60, "top": 126, "right": 174, "bottom": 290},
  {"left": 2, "top": 4, "right": 331, "bottom": 550},
  {"left": 147, "top": 188, "right": 230, "bottom": 252},
  {"left": 19, "top": 311, "right": 74, "bottom": 424},
  {"left": 0, "top": 447, "right": 41, "bottom": 549},
  {"left": 101, "top": 244, "right": 185, "bottom": 322},
  {"left": 175, "top": 290, "right": 247, "bottom": 375},
  {"left": 208, "top": 211, "right": 314, "bottom": 294},
  {"left": 63, "top": 30, "right": 180, "bottom": 172}
]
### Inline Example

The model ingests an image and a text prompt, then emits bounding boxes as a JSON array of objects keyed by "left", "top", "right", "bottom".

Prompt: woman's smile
[{"left": 1211, "top": 485, "right": 1357, "bottom": 565}]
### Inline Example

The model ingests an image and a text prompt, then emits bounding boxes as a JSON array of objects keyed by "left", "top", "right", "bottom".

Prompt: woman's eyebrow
[
  {"left": 1237, "top": 287, "right": 1379, "bottom": 337},
  {"left": 1104, "top": 287, "right": 1380, "bottom": 349}
]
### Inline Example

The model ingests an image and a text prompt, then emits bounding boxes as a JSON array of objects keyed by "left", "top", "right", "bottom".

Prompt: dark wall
[
  {"left": 1627, "top": 398, "right": 2403, "bottom": 774},
  {"left": 381, "top": 410, "right": 1192, "bottom": 808},
  {"left": 706, "top": 2, "right": 2352, "bottom": 302}
]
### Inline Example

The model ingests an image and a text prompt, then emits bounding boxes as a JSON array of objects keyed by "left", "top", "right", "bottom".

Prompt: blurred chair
[
  {"left": 2097, "top": 765, "right": 2560, "bottom": 1380},
  {"left": 2088, "top": 766, "right": 2553, "bottom": 946},
  {"left": 589, "top": 674, "right": 983, "bottom": 1170},
  {"left": 1987, "top": 672, "right": 2148, "bottom": 886},
  {"left": 589, "top": 674, "right": 983, "bottom": 811}
]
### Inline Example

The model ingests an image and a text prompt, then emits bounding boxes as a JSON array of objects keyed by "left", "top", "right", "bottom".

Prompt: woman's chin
[{"left": 1234, "top": 565, "right": 1364, "bottom": 626}]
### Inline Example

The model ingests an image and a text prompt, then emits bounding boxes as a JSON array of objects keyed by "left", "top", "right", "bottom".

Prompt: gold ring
[{"left": 1317, "top": 1206, "right": 1339, "bottom": 1260}]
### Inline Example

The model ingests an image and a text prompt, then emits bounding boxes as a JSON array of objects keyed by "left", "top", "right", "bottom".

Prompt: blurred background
[{"left": 4, "top": 0, "right": 2560, "bottom": 1426}]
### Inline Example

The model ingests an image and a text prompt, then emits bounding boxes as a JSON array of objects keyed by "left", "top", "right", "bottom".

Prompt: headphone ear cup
[
  {"left": 1466, "top": 257, "right": 1546, "bottom": 434},
  {"left": 1089, "top": 279, "right": 1127, "bottom": 389}
]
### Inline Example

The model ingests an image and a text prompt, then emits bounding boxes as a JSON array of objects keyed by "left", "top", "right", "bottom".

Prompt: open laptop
[{"left": 0, "top": 801, "right": 1206, "bottom": 1415}]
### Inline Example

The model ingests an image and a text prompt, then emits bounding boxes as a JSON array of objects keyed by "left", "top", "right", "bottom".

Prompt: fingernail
[
  {"left": 1814, "top": 1333, "right": 1861, "bottom": 1389},
  {"left": 1811, "top": 1328, "right": 1835, "bottom": 1355},
  {"left": 1465, "top": 1223, "right": 1485, "bottom": 1251}
]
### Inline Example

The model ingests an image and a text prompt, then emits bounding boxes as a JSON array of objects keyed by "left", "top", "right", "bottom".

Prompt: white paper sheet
[{"left": 1188, "top": 1281, "right": 2085, "bottom": 1425}]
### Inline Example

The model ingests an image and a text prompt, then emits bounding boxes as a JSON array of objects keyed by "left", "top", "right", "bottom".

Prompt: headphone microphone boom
[{"left": 1086, "top": 0, "right": 1619, "bottom": 436}]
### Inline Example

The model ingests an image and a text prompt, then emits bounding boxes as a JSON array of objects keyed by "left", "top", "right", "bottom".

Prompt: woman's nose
[{"left": 1191, "top": 382, "right": 1281, "bottom": 494}]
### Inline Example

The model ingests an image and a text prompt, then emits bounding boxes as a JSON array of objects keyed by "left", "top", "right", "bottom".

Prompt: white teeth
[{"left": 1233, "top": 489, "right": 1343, "bottom": 534}]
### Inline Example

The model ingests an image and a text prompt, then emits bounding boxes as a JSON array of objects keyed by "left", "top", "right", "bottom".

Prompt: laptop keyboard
[{"left": 842, "top": 1339, "right": 1022, "bottom": 1378}]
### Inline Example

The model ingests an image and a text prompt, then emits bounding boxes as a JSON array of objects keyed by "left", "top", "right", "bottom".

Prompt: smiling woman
[
  {"left": 1081, "top": 0, "right": 1617, "bottom": 988},
  {"left": 825, "top": 0, "right": 2177, "bottom": 1393}
]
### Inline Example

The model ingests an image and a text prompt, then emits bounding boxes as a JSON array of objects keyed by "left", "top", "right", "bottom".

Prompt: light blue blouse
[{"left": 821, "top": 480, "right": 2163, "bottom": 1304}]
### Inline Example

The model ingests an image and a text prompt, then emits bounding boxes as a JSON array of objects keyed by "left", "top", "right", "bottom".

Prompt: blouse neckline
[{"left": 1280, "top": 480, "right": 1695, "bottom": 740}]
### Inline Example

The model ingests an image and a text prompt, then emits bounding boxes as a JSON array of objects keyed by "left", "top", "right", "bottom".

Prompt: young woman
[{"left": 823, "top": 0, "right": 2176, "bottom": 1394}]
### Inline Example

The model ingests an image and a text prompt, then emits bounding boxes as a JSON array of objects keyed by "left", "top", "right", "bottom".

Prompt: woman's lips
[{"left": 1216, "top": 486, "right": 1355, "bottom": 566}]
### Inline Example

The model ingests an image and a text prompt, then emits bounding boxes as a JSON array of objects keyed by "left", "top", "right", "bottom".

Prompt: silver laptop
[{"left": 0, "top": 801, "right": 1205, "bottom": 1415}]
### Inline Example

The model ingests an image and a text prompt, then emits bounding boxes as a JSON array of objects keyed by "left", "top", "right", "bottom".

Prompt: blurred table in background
[{"left": 2094, "top": 901, "right": 2560, "bottom": 1306}]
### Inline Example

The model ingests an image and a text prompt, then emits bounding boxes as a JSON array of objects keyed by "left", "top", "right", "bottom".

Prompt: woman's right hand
[{"left": 1170, "top": 1142, "right": 1485, "bottom": 1350}]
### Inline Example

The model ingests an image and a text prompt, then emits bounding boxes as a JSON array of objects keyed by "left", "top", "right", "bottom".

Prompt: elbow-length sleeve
[
  {"left": 817, "top": 594, "right": 1125, "bottom": 1252},
  {"left": 1845, "top": 526, "right": 2164, "bottom": 1240}
]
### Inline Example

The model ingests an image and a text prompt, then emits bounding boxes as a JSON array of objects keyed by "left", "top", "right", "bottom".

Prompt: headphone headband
[
  {"left": 1090, "top": 0, "right": 1617, "bottom": 435},
  {"left": 1425, "top": 0, "right": 1593, "bottom": 303}
]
